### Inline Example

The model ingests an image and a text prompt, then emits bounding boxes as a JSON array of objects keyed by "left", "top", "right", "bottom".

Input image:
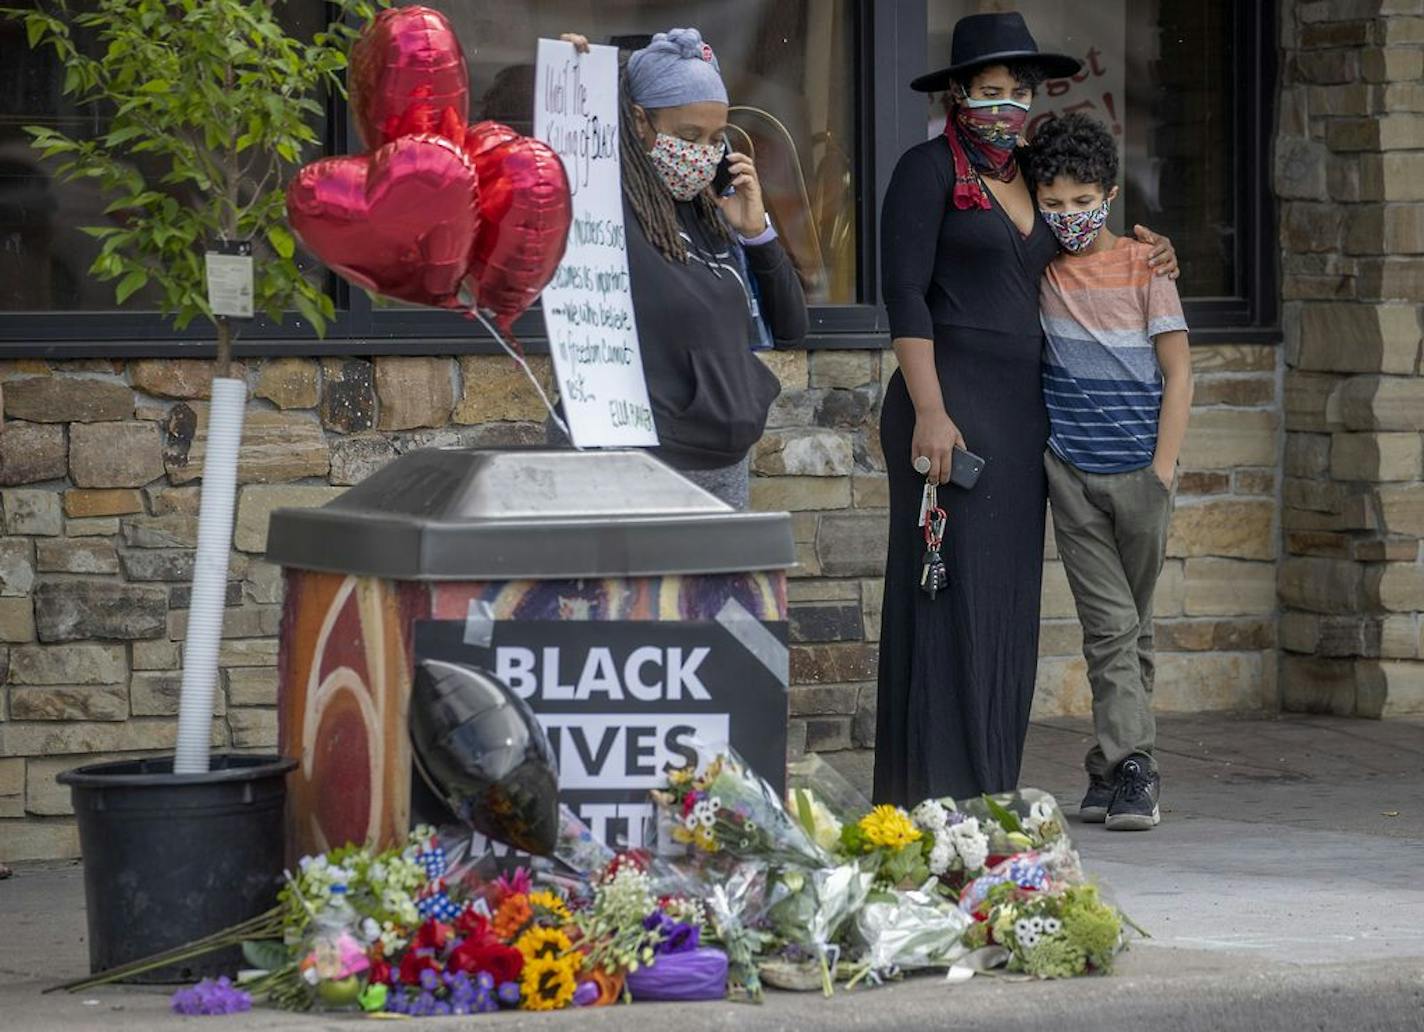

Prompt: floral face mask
[
  {"left": 1040, "top": 197, "right": 1112, "bottom": 253},
  {"left": 648, "top": 133, "right": 723, "bottom": 201}
]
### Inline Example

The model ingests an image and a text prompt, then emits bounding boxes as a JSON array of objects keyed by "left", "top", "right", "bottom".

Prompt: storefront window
[
  {"left": 0, "top": 3, "right": 328, "bottom": 313},
  {"left": 928, "top": 0, "right": 1235, "bottom": 299},
  {"left": 399, "top": 0, "right": 860, "bottom": 305}
]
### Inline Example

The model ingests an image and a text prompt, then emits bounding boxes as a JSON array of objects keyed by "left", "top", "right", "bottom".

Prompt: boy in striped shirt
[{"left": 1030, "top": 114, "right": 1193, "bottom": 831}]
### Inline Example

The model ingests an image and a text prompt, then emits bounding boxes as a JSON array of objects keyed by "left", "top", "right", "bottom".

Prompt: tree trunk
[{"left": 214, "top": 316, "right": 232, "bottom": 379}]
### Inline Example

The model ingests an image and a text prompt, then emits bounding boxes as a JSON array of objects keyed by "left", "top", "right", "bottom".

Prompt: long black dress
[{"left": 874, "top": 136, "right": 1060, "bottom": 807}]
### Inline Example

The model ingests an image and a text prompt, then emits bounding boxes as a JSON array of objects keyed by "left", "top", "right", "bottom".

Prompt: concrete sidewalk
[{"left": 3, "top": 713, "right": 1422, "bottom": 1031}]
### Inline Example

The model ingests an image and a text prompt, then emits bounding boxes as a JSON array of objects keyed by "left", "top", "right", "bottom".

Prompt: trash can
[{"left": 266, "top": 448, "right": 794, "bottom": 858}]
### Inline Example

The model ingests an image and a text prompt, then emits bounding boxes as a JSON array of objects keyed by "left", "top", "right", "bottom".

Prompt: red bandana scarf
[{"left": 943, "top": 101, "right": 1026, "bottom": 211}]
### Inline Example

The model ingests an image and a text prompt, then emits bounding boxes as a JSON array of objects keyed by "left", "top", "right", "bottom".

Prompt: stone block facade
[
  {"left": 1277, "top": 0, "right": 1424, "bottom": 718},
  {"left": 0, "top": 341, "right": 1282, "bottom": 860}
]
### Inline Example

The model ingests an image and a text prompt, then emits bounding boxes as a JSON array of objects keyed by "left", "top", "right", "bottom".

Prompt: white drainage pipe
[{"left": 173, "top": 376, "right": 246, "bottom": 774}]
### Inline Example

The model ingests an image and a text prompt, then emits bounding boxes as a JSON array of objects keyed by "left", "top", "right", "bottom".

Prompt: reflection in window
[
  {"left": 928, "top": 0, "right": 1234, "bottom": 299},
  {"left": 412, "top": 0, "right": 859, "bottom": 305}
]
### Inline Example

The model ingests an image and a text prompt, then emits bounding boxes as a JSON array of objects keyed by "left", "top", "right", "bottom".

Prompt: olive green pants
[{"left": 1045, "top": 450, "right": 1176, "bottom": 781}]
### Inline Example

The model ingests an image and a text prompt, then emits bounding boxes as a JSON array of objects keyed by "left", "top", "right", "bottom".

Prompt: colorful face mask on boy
[
  {"left": 648, "top": 134, "right": 723, "bottom": 201},
  {"left": 1040, "top": 198, "right": 1112, "bottom": 253}
]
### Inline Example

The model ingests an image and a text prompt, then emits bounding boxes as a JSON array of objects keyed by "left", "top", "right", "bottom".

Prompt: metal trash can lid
[{"left": 264, "top": 448, "right": 795, "bottom": 580}]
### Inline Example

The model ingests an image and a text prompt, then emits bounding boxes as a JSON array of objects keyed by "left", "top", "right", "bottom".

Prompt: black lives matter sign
[{"left": 413, "top": 619, "right": 788, "bottom": 850}]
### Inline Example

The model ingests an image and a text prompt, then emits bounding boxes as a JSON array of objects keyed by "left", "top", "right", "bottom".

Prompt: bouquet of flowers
[
  {"left": 651, "top": 747, "right": 829, "bottom": 870},
  {"left": 850, "top": 880, "right": 972, "bottom": 978},
  {"left": 962, "top": 882, "right": 1124, "bottom": 979}
]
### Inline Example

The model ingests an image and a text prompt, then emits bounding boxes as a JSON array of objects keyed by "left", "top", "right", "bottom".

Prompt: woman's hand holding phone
[{"left": 716, "top": 151, "right": 767, "bottom": 238}]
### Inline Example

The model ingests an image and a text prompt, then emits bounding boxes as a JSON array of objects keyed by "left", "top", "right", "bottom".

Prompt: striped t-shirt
[{"left": 1040, "top": 237, "right": 1188, "bottom": 473}]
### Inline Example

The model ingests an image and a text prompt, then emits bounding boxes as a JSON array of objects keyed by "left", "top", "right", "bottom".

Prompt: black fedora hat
[{"left": 911, "top": 11, "right": 1081, "bottom": 93}]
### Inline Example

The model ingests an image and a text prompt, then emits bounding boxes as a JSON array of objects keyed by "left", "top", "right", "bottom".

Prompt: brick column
[{"left": 1277, "top": 0, "right": 1424, "bottom": 716}]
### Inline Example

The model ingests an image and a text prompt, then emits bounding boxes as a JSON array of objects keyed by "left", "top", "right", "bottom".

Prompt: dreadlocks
[{"left": 619, "top": 63, "right": 730, "bottom": 263}]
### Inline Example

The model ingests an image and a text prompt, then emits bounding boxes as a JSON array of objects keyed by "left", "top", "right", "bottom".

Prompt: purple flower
[
  {"left": 433, "top": 1001, "right": 452, "bottom": 1016},
  {"left": 386, "top": 990, "right": 408, "bottom": 1013},
  {"left": 475, "top": 970, "right": 495, "bottom": 992},
  {"left": 170, "top": 977, "right": 252, "bottom": 1016},
  {"left": 419, "top": 967, "right": 440, "bottom": 992},
  {"left": 498, "top": 981, "right": 522, "bottom": 1006},
  {"left": 662, "top": 921, "right": 700, "bottom": 954},
  {"left": 573, "top": 980, "right": 601, "bottom": 1007}
]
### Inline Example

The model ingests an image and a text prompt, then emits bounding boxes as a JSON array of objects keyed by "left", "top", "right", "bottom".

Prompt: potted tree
[{"left": 3, "top": 0, "right": 387, "bottom": 979}]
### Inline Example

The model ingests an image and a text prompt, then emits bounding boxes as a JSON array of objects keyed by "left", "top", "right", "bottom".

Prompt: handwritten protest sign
[{"left": 535, "top": 38, "right": 658, "bottom": 448}]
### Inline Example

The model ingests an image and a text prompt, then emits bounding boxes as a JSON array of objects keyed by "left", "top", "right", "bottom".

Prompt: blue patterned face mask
[{"left": 1040, "top": 197, "right": 1112, "bottom": 253}]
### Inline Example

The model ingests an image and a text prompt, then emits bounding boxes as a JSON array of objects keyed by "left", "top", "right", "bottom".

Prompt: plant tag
[{"left": 205, "top": 240, "right": 254, "bottom": 319}]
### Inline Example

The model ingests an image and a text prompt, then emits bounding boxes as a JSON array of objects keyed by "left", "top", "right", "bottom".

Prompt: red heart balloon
[
  {"left": 349, "top": 6, "right": 469, "bottom": 151},
  {"left": 462, "top": 128, "right": 573, "bottom": 334},
  {"left": 286, "top": 134, "right": 479, "bottom": 309}
]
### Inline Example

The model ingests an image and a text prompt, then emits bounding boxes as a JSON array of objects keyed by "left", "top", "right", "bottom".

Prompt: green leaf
[
  {"left": 292, "top": 291, "right": 326, "bottom": 337},
  {"left": 139, "top": 79, "right": 170, "bottom": 93},
  {"left": 981, "top": 794, "right": 1025, "bottom": 835},
  {"left": 240, "top": 939, "right": 287, "bottom": 973},
  {"left": 266, "top": 226, "right": 295, "bottom": 259},
  {"left": 114, "top": 270, "right": 148, "bottom": 304},
  {"left": 26, "top": 14, "right": 45, "bottom": 48}
]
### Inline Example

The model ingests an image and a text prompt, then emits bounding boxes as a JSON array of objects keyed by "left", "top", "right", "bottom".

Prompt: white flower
[
  {"left": 700, "top": 811, "right": 715, "bottom": 828},
  {"left": 912, "top": 800, "right": 949, "bottom": 833},
  {"left": 1029, "top": 916, "right": 1045, "bottom": 933},
  {"left": 1043, "top": 917, "right": 1062, "bottom": 936},
  {"left": 683, "top": 813, "right": 699, "bottom": 831},
  {"left": 1018, "top": 928, "right": 1040, "bottom": 949},
  {"left": 949, "top": 818, "right": 989, "bottom": 871},
  {"left": 708, "top": 796, "right": 722, "bottom": 812},
  {"left": 1015, "top": 918, "right": 1034, "bottom": 941},
  {"left": 361, "top": 917, "right": 380, "bottom": 943},
  {"left": 928, "top": 840, "right": 955, "bottom": 876}
]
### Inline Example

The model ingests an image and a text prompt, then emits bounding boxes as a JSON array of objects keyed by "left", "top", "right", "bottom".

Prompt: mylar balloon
[
  {"left": 349, "top": 6, "right": 470, "bottom": 150},
  {"left": 408, "top": 659, "right": 559, "bottom": 856},
  {"left": 286, "top": 134, "right": 478, "bottom": 309},
  {"left": 463, "top": 133, "right": 573, "bottom": 334}
]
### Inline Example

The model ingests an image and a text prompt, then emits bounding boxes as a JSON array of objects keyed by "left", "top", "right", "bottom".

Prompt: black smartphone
[
  {"left": 711, "top": 143, "right": 735, "bottom": 197},
  {"left": 948, "top": 446, "right": 986, "bottom": 490}
]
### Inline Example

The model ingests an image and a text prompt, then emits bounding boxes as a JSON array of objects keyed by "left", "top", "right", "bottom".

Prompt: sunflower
[
  {"left": 858, "top": 804, "right": 922, "bottom": 849},
  {"left": 528, "top": 890, "right": 571, "bottom": 923},
  {"left": 520, "top": 954, "right": 578, "bottom": 1011},
  {"left": 492, "top": 893, "right": 533, "bottom": 940},
  {"left": 515, "top": 926, "right": 572, "bottom": 964}
]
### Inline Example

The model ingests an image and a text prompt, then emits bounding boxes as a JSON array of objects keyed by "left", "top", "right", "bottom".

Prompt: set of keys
[{"left": 917, "top": 473, "right": 948, "bottom": 600}]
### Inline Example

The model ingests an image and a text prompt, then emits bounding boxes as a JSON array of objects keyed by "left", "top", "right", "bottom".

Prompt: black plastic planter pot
[{"left": 57, "top": 753, "right": 297, "bottom": 983}]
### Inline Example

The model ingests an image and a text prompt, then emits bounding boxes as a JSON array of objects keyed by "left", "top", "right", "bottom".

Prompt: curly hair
[
  {"left": 951, "top": 59, "right": 1050, "bottom": 96},
  {"left": 1027, "top": 112, "right": 1119, "bottom": 189}
]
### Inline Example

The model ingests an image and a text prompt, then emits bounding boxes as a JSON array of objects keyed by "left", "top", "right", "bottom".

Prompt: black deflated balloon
[{"left": 409, "top": 659, "right": 559, "bottom": 855}]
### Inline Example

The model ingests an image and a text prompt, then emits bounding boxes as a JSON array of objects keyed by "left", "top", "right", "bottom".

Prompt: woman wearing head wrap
[{"left": 558, "top": 29, "right": 808, "bottom": 509}]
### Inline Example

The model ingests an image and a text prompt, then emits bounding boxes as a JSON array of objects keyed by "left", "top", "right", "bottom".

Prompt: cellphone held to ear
[{"left": 712, "top": 143, "right": 735, "bottom": 198}]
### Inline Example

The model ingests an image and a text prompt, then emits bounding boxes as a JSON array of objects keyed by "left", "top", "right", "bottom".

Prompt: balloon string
[{"left": 471, "top": 308, "right": 576, "bottom": 446}]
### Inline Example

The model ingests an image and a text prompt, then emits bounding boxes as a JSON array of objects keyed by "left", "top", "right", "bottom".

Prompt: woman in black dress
[{"left": 874, "top": 13, "right": 1177, "bottom": 806}]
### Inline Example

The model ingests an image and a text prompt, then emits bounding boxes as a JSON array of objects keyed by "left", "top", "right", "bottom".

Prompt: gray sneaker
[
  {"left": 1078, "top": 775, "right": 1114, "bottom": 823},
  {"left": 1105, "top": 755, "right": 1161, "bottom": 831}
]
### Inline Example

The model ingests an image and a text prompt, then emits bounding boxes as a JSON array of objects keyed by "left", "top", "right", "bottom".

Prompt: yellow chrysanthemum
[
  {"left": 528, "top": 890, "right": 571, "bottom": 923},
  {"left": 516, "top": 925, "right": 572, "bottom": 963},
  {"left": 520, "top": 954, "right": 578, "bottom": 1011},
  {"left": 858, "top": 804, "right": 922, "bottom": 849}
]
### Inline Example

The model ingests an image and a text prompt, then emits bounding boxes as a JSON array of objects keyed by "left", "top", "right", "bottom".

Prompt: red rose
[
  {"left": 448, "top": 940, "right": 523, "bottom": 984},
  {"left": 368, "top": 958, "right": 393, "bottom": 986},
  {"left": 413, "top": 919, "right": 452, "bottom": 952},
  {"left": 398, "top": 951, "right": 442, "bottom": 986},
  {"left": 453, "top": 910, "right": 496, "bottom": 948}
]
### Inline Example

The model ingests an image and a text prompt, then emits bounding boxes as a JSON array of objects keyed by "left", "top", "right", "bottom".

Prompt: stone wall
[
  {"left": 1275, "top": 0, "right": 1424, "bottom": 717},
  {"left": 0, "top": 339, "right": 1283, "bottom": 860}
]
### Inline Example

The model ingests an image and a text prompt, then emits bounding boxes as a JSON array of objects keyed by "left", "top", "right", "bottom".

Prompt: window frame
[{"left": 0, "top": 0, "right": 1276, "bottom": 356}]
